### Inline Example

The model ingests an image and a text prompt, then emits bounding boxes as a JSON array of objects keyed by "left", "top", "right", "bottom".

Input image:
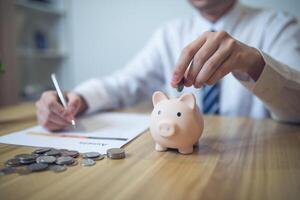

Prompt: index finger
[
  {"left": 171, "top": 34, "right": 207, "bottom": 87},
  {"left": 42, "top": 92, "right": 66, "bottom": 118}
]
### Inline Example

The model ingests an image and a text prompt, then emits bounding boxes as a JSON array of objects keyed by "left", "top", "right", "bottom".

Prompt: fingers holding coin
[{"left": 171, "top": 30, "right": 265, "bottom": 88}]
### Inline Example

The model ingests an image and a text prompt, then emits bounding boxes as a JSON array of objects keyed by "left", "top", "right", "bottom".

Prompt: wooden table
[{"left": 0, "top": 103, "right": 300, "bottom": 200}]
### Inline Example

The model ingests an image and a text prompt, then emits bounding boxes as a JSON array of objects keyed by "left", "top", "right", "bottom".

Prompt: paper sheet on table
[{"left": 0, "top": 112, "right": 149, "bottom": 153}]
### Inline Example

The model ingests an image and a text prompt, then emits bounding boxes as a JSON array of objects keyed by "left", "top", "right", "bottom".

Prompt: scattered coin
[
  {"left": 0, "top": 166, "right": 17, "bottom": 175},
  {"left": 80, "top": 159, "right": 96, "bottom": 167},
  {"left": 16, "top": 154, "right": 39, "bottom": 162},
  {"left": 81, "top": 152, "right": 101, "bottom": 159},
  {"left": 56, "top": 156, "right": 74, "bottom": 165},
  {"left": 58, "top": 149, "right": 68, "bottom": 152},
  {"left": 92, "top": 154, "right": 105, "bottom": 161},
  {"left": 33, "top": 147, "right": 52, "bottom": 154},
  {"left": 1, "top": 147, "right": 127, "bottom": 176},
  {"left": 19, "top": 159, "right": 36, "bottom": 165},
  {"left": 17, "top": 167, "right": 31, "bottom": 175},
  {"left": 5, "top": 158, "right": 21, "bottom": 167},
  {"left": 44, "top": 149, "right": 61, "bottom": 156},
  {"left": 69, "top": 160, "right": 78, "bottom": 166},
  {"left": 27, "top": 163, "right": 48, "bottom": 172},
  {"left": 49, "top": 165, "right": 67, "bottom": 173},
  {"left": 61, "top": 150, "right": 79, "bottom": 158},
  {"left": 15, "top": 154, "right": 30, "bottom": 159},
  {"left": 107, "top": 148, "right": 126, "bottom": 159},
  {"left": 36, "top": 156, "right": 56, "bottom": 164}
]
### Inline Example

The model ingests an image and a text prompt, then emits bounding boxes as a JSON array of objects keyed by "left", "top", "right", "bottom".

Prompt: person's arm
[
  {"left": 171, "top": 13, "right": 300, "bottom": 123},
  {"left": 73, "top": 28, "right": 167, "bottom": 114},
  {"left": 36, "top": 27, "right": 169, "bottom": 131},
  {"left": 233, "top": 13, "right": 300, "bottom": 123},
  {"left": 234, "top": 53, "right": 300, "bottom": 123}
]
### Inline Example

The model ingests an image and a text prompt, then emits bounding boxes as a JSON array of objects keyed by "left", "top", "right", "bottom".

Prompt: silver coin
[
  {"left": 44, "top": 149, "right": 61, "bottom": 156},
  {"left": 81, "top": 152, "right": 101, "bottom": 158},
  {"left": 36, "top": 156, "right": 56, "bottom": 164},
  {"left": 107, "top": 148, "right": 126, "bottom": 159},
  {"left": 49, "top": 165, "right": 67, "bottom": 173},
  {"left": 15, "top": 153, "right": 38, "bottom": 161},
  {"left": 33, "top": 147, "right": 52, "bottom": 154},
  {"left": 56, "top": 156, "right": 74, "bottom": 165},
  {"left": 61, "top": 150, "right": 79, "bottom": 158},
  {"left": 27, "top": 163, "right": 48, "bottom": 172},
  {"left": 5, "top": 158, "right": 21, "bottom": 167},
  {"left": 69, "top": 159, "right": 78, "bottom": 166},
  {"left": 17, "top": 167, "right": 31, "bottom": 175},
  {"left": 177, "top": 79, "right": 184, "bottom": 92},
  {"left": 57, "top": 149, "right": 68, "bottom": 155},
  {"left": 92, "top": 154, "right": 105, "bottom": 161},
  {"left": 15, "top": 154, "right": 30, "bottom": 159},
  {"left": 58, "top": 149, "right": 68, "bottom": 152},
  {"left": 0, "top": 166, "right": 17, "bottom": 175},
  {"left": 19, "top": 159, "right": 36, "bottom": 165},
  {"left": 80, "top": 158, "right": 96, "bottom": 167}
]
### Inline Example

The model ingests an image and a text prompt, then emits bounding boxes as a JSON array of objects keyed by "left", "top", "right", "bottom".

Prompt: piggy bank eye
[
  {"left": 158, "top": 110, "right": 161, "bottom": 115},
  {"left": 177, "top": 112, "right": 181, "bottom": 117}
]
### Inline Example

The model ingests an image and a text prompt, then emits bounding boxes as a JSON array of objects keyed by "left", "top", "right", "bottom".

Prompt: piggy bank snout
[{"left": 158, "top": 121, "right": 176, "bottom": 137}]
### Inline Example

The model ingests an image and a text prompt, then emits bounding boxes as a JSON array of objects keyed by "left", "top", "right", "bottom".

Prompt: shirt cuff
[
  {"left": 73, "top": 79, "right": 113, "bottom": 114},
  {"left": 233, "top": 51, "right": 286, "bottom": 102}
]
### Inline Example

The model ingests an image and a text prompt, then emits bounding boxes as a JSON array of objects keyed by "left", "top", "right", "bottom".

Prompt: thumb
[{"left": 66, "top": 92, "right": 81, "bottom": 117}]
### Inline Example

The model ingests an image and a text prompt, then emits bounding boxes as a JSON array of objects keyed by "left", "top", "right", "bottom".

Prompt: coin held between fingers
[{"left": 177, "top": 79, "right": 184, "bottom": 92}]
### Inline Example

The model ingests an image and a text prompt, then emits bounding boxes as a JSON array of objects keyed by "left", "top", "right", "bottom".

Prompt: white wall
[
  {"left": 66, "top": 0, "right": 300, "bottom": 89},
  {"left": 241, "top": 0, "right": 300, "bottom": 19},
  {"left": 68, "top": 0, "right": 194, "bottom": 88}
]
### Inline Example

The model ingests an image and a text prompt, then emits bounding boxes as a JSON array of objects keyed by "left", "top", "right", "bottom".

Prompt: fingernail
[{"left": 172, "top": 74, "right": 179, "bottom": 82}]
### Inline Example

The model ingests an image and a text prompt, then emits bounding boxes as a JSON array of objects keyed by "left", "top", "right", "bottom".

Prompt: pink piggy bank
[{"left": 150, "top": 91, "right": 204, "bottom": 154}]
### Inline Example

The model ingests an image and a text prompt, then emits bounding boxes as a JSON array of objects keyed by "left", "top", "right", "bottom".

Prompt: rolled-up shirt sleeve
[
  {"left": 235, "top": 13, "right": 300, "bottom": 123},
  {"left": 237, "top": 52, "right": 300, "bottom": 123}
]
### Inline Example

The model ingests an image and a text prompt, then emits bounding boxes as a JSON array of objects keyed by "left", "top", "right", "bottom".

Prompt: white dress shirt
[{"left": 74, "top": 2, "right": 300, "bottom": 123}]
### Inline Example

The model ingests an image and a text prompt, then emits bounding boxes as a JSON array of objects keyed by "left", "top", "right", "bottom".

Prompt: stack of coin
[
  {"left": 107, "top": 148, "right": 126, "bottom": 159},
  {"left": 0, "top": 147, "right": 126, "bottom": 175}
]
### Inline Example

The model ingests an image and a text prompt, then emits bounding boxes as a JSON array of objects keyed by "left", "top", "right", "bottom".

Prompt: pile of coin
[{"left": 0, "top": 147, "right": 126, "bottom": 176}]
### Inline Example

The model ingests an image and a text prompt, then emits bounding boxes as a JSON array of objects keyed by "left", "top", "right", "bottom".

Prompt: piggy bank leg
[
  {"left": 178, "top": 146, "right": 193, "bottom": 154},
  {"left": 155, "top": 143, "right": 167, "bottom": 151}
]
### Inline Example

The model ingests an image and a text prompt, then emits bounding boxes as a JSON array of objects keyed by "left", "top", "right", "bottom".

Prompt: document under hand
[{"left": 0, "top": 112, "right": 149, "bottom": 153}]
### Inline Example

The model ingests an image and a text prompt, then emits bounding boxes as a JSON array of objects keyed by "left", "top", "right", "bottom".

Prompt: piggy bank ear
[
  {"left": 178, "top": 93, "right": 196, "bottom": 109},
  {"left": 152, "top": 91, "right": 169, "bottom": 106}
]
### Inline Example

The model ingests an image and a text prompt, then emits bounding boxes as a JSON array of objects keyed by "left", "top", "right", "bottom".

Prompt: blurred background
[{"left": 0, "top": 0, "right": 299, "bottom": 107}]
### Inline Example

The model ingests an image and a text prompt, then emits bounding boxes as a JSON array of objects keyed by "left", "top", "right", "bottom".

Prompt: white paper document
[{"left": 0, "top": 112, "right": 149, "bottom": 153}]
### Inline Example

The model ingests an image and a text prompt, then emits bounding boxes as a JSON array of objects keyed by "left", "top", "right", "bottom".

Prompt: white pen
[{"left": 51, "top": 73, "right": 76, "bottom": 127}]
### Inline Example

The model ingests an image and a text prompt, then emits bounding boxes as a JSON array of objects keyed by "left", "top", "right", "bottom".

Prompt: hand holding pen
[{"left": 35, "top": 74, "right": 87, "bottom": 131}]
